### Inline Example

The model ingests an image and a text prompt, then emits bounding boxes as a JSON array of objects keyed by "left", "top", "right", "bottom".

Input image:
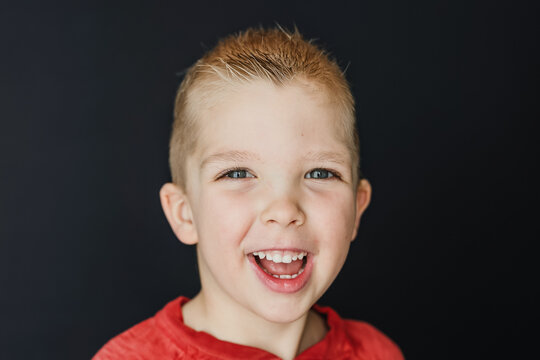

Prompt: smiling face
[{"left": 166, "top": 79, "right": 371, "bottom": 324}]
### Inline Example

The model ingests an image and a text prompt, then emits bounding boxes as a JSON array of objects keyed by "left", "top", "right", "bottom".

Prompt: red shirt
[{"left": 93, "top": 296, "right": 403, "bottom": 360}]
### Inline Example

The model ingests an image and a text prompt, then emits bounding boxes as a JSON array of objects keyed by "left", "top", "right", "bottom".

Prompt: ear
[
  {"left": 351, "top": 179, "right": 372, "bottom": 241},
  {"left": 159, "top": 182, "right": 198, "bottom": 245}
]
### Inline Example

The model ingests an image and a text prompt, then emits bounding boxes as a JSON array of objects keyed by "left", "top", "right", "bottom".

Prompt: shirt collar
[{"left": 154, "top": 296, "right": 353, "bottom": 359}]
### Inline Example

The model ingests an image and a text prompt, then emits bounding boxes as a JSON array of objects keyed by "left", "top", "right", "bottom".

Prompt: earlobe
[
  {"left": 351, "top": 179, "right": 372, "bottom": 241},
  {"left": 159, "top": 182, "right": 198, "bottom": 245}
]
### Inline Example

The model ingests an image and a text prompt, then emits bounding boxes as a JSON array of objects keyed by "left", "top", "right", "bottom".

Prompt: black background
[{"left": 0, "top": 1, "right": 537, "bottom": 359}]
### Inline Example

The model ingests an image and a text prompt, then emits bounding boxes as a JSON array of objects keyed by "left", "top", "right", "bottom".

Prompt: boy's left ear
[{"left": 351, "top": 179, "right": 372, "bottom": 241}]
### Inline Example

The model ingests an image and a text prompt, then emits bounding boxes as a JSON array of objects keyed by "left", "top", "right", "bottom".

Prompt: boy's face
[{"left": 167, "top": 80, "right": 371, "bottom": 323}]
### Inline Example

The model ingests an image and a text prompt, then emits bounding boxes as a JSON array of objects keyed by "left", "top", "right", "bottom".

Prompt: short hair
[{"left": 169, "top": 26, "right": 361, "bottom": 191}]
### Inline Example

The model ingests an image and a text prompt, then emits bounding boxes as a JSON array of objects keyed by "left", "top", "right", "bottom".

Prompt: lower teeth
[{"left": 268, "top": 268, "right": 304, "bottom": 279}]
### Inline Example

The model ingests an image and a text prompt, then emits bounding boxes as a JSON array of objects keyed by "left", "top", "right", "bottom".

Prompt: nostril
[{"left": 289, "top": 218, "right": 301, "bottom": 226}]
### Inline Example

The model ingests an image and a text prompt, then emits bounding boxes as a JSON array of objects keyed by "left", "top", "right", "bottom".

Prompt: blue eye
[
  {"left": 305, "top": 169, "right": 335, "bottom": 179},
  {"left": 223, "top": 169, "right": 255, "bottom": 179}
]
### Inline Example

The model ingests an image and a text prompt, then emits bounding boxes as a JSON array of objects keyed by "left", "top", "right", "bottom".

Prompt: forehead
[{"left": 192, "top": 79, "right": 349, "bottom": 160}]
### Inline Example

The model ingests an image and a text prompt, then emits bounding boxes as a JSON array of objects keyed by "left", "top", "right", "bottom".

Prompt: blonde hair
[{"left": 170, "top": 26, "right": 361, "bottom": 190}]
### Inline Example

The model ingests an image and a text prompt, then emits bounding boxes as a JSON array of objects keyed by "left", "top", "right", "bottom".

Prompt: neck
[{"left": 182, "top": 290, "right": 327, "bottom": 360}]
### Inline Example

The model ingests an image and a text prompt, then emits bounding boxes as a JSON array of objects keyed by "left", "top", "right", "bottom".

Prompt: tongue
[{"left": 258, "top": 258, "right": 303, "bottom": 275}]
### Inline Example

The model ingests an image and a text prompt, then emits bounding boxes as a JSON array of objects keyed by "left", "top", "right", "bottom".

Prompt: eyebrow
[
  {"left": 200, "top": 150, "right": 348, "bottom": 170},
  {"left": 200, "top": 150, "right": 262, "bottom": 169},
  {"left": 302, "top": 151, "right": 348, "bottom": 165}
]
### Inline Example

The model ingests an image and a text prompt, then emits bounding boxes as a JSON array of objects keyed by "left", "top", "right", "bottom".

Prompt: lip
[{"left": 247, "top": 251, "right": 314, "bottom": 293}]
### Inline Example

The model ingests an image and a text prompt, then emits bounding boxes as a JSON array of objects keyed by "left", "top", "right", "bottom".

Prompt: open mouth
[{"left": 251, "top": 250, "right": 308, "bottom": 279}]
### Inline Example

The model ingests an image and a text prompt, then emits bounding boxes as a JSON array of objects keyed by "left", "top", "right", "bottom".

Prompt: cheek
[
  {"left": 305, "top": 190, "right": 356, "bottom": 291},
  {"left": 196, "top": 190, "right": 256, "bottom": 249},
  {"left": 307, "top": 189, "right": 356, "bottom": 251}
]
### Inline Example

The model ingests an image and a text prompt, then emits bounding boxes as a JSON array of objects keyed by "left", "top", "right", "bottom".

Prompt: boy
[{"left": 94, "top": 27, "right": 403, "bottom": 360}]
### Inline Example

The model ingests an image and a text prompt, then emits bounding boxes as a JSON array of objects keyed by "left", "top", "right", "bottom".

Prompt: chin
[{"left": 251, "top": 295, "right": 313, "bottom": 324}]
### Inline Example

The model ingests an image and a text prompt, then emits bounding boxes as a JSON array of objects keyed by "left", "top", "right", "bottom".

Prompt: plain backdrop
[{"left": 0, "top": 1, "right": 537, "bottom": 359}]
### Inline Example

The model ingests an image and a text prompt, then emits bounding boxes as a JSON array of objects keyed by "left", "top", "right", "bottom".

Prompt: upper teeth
[{"left": 252, "top": 250, "right": 307, "bottom": 263}]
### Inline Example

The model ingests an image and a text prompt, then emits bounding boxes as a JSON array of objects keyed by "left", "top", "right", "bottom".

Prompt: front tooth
[
  {"left": 258, "top": 252, "right": 266, "bottom": 259},
  {"left": 282, "top": 255, "right": 292, "bottom": 263},
  {"left": 266, "top": 254, "right": 272, "bottom": 261},
  {"left": 272, "top": 254, "right": 282, "bottom": 263},
  {"left": 279, "top": 274, "right": 292, "bottom": 279}
]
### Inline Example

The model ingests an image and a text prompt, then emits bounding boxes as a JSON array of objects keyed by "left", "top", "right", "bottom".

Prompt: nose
[{"left": 260, "top": 196, "right": 306, "bottom": 228}]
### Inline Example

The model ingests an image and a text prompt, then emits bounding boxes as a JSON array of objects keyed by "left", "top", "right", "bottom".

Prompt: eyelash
[
  {"left": 217, "top": 167, "right": 255, "bottom": 180},
  {"left": 305, "top": 168, "right": 341, "bottom": 180},
  {"left": 216, "top": 167, "right": 342, "bottom": 180}
]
